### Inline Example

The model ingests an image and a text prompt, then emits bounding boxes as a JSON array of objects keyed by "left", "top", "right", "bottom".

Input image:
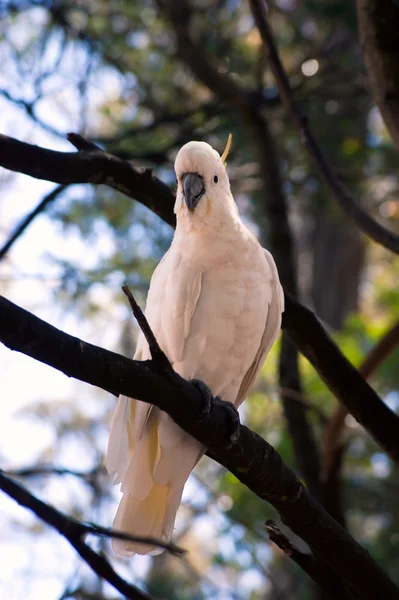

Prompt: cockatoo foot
[
  {"left": 219, "top": 400, "right": 240, "bottom": 447},
  {"left": 191, "top": 378, "right": 240, "bottom": 448},
  {"left": 190, "top": 378, "right": 215, "bottom": 419}
]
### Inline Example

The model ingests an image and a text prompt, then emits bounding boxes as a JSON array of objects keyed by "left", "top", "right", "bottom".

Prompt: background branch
[
  {"left": 322, "top": 319, "right": 399, "bottom": 480},
  {"left": 0, "top": 184, "right": 67, "bottom": 262},
  {"left": 0, "top": 471, "right": 174, "bottom": 600},
  {"left": 0, "top": 295, "right": 398, "bottom": 600},
  {"left": 283, "top": 294, "right": 399, "bottom": 466},
  {"left": 248, "top": 0, "right": 399, "bottom": 255}
]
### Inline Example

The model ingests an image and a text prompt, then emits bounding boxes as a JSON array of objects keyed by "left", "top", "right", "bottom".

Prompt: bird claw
[
  {"left": 190, "top": 379, "right": 215, "bottom": 420},
  {"left": 221, "top": 400, "right": 240, "bottom": 447},
  {"left": 190, "top": 380, "right": 240, "bottom": 447}
]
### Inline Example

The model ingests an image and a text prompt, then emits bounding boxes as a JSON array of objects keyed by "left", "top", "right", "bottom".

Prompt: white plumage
[{"left": 106, "top": 140, "right": 284, "bottom": 555}]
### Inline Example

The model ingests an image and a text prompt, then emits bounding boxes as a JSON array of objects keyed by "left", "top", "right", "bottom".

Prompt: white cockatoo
[{"left": 106, "top": 137, "right": 284, "bottom": 555}]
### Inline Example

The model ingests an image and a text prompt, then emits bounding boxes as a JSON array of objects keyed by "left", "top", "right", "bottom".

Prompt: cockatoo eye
[{"left": 214, "top": 175, "right": 218, "bottom": 183}]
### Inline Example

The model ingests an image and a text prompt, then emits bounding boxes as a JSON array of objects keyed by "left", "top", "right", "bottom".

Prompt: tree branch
[
  {"left": 0, "top": 470, "right": 187, "bottom": 599},
  {"left": 121, "top": 284, "right": 176, "bottom": 379},
  {"left": 322, "top": 320, "right": 399, "bottom": 480},
  {"left": 0, "top": 184, "right": 67, "bottom": 261},
  {"left": 0, "top": 296, "right": 398, "bottom": 600},
  {"left": 5, "top": 465, "right": 104, "bottom": 480},
  {"left": 248, "top": 0, "right": 399, "bottom": 255},
  {"left": 283, "top": 294, "right": 399, "bottom": 467},
  {"left": 265, "top": 520, "right": 359, "bottom": 599},
  {"left": 0, "top": 133, "right": 176, "bottom": 227}
]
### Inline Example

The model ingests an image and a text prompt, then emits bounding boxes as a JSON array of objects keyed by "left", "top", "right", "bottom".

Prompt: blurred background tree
[{"left": 0, "top": 0, "right": 398, "bottom": 599}]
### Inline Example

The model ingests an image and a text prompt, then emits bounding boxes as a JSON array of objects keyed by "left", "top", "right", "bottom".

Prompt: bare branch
[
  {"left": 0, "top": 470, "right": 173, "bottom": 599},
  {"left": 0, "top": 185, "right": 67, "bottom": 262},
  {"left": 282, "top": 294, "right": 399, "bottom": 467},
  {"left": 248, "top": 0, "right": 399, "bottom": 255},
  {"left": 0, "top": 133, "right": 176, "bottom": 227},
  {"left": 265, "top": 520, "right": 359, "bottom": 599},
  {"left": 0, "top": 296, "right": 398, "bottom": 599},
  {"left": 5, "top": 465, "right": 104, "bottom": 480},
  {"left": 121, "top": 285, "right": 176, "bottom": 379},
  {"left": 322, "top": 319, "right": 399, "bottom": 480}
]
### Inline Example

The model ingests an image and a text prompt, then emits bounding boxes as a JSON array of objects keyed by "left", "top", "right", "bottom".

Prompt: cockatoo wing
[
  {"left": 106, "top": 246, "right": 203, "bottom": 486},
  {"left": 235, "top": 248, "right": 284, "bottom": 406}
]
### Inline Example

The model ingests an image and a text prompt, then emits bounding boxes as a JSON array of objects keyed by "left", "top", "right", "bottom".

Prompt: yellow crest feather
[{"left": 221, "top": 133, "right": 232, "bottom": 167}]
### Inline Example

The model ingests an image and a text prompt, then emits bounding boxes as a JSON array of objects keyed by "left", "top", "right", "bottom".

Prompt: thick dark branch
[
  {"left": 322, "top": 319, "right": 399, "bottom": 479},
  {"left": 0, "top": 133, "right": 176, "bottom": 227},
  {"left": 0, "top": 296, "right": 398, "bottom": 600},
  {"left": 283, "top": 294, "right": 399, "bottom": 467},
  {"left": 248, "top": 0, "right": 399, "bottom": 255},
  {"left": 0, "top": 184, "right": 67, "bottom": 261},
  {"left": 0, "top": 471, "right": 173, "bottom": 599},
  {"left": 265, "top": 521, "right": 359, "bottom": 599}
]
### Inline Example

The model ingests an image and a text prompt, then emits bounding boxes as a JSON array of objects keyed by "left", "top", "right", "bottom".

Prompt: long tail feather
[{"left": 112, "top": 484, "right": 183, "bottom": 556}]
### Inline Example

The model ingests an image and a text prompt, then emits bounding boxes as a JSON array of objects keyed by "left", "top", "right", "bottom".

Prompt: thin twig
[
  {"left": 66, "top": 132, "right": 101, "bottom": 152},
  {"left": 248, "top": 0, "right": 399, "bottom": 255},
  {"left": 0, "top": 471, "right": 156, "bottom": 599},
  {"left": 121, "top": 284, "right": 176, "bottom": 378},
  {"left": 81, "top": 522, "right": 185, "bottom": 556},
  {"left": 5, "top": 464, "right": 104, "bottom": 480},
  {"left": 0, "top": 185, "right": 67, "bottom": 261}
]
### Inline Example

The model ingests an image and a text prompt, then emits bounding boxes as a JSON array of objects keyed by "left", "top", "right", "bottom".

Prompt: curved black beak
[{"left": 183, "top": 172, "right": 205, "bottom": 211}]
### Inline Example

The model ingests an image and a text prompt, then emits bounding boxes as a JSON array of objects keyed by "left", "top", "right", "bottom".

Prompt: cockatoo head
[{"left": 174, "top": 139, "right": 238, "bottom": 228}]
